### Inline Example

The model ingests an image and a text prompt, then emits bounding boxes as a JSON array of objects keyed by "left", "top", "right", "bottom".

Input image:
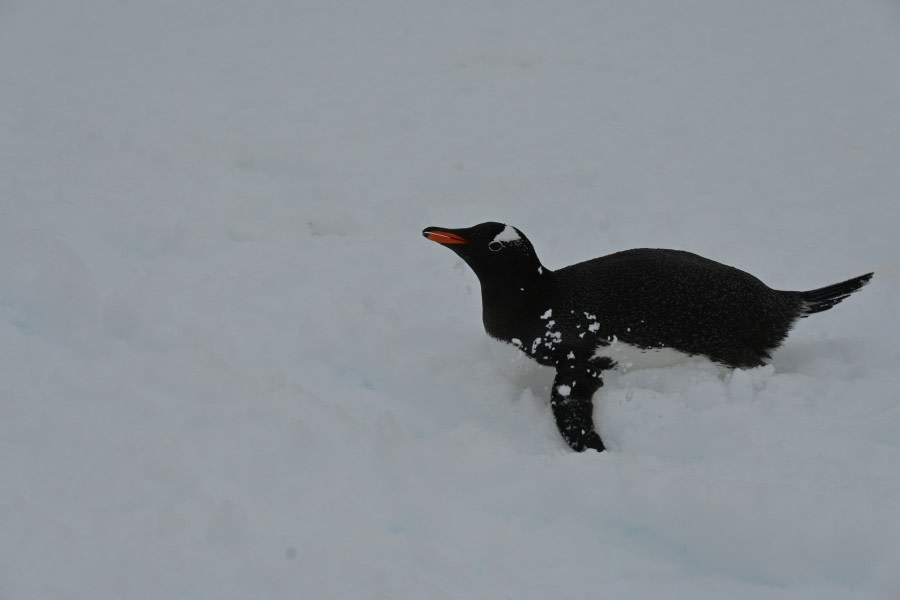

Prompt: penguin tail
[{"left": 798, "top": 272, "right": 874, "bottom": 317}]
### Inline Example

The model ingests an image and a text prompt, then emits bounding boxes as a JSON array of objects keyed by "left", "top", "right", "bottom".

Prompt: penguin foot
[{"left": 550, "top": 370, "right": 606, "bottom": 452}]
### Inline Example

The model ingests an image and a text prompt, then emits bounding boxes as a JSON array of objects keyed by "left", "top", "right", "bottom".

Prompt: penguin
[{"left": 422, "top": 222, "right": 873, "bottom": 453}]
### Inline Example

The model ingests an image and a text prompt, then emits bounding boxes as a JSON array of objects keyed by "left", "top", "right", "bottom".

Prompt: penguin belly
[
  {"left": 593, "top": 340, "right": 707, "bottom": 372},
  {"left": 488, "top": 335, "right": 714, "bottom": 391},
  {"left": 486, "top": 336, "right": 556, "bottom": 393}
]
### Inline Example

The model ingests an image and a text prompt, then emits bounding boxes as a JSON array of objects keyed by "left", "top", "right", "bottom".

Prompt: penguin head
[{"left": 422, "top": 222, "right": 544, "bottom": 283}]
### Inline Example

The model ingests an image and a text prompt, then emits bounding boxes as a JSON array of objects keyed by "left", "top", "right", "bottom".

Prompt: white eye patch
[{"left": 492, "top": 225, "right": 521, "bottom": 244}]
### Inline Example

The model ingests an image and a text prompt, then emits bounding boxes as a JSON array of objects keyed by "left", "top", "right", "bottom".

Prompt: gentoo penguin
[{"left": 422, "top": 222, "right": 873, "bottom": 453}]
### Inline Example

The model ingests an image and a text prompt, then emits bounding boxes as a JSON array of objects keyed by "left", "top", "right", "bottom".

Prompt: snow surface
[{"left": 2, "top": 0, "right": 900, "bottom": 598}]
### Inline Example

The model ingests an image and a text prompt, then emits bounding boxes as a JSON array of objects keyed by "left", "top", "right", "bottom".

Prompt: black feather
[{"left": 799, "top": 273, "right": 874, "bottom": 316}]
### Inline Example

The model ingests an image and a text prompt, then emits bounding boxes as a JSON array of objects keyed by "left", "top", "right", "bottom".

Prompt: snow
[{"left": 2, "top": 0, "right": 900, "bottom": 598}]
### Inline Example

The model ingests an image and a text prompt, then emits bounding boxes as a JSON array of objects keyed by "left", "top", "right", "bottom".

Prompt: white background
[{"left": 2, "top": 1, "right": 899, "bottom": 597}]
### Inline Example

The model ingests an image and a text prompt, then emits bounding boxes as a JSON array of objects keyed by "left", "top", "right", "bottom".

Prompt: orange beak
[{"left": 423, "top": 229, "right": 468, "bottom": 245}]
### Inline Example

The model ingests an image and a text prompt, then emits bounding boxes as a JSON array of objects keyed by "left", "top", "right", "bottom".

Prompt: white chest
[
  {"left": 592, "top": 339, "right": 701, "bottom": 372},
  {"left": 487, "top": 336, "right": 704, "bottom": 390},
  {"left": 486, "top": 336, "right": 556, "bottom": 392}
]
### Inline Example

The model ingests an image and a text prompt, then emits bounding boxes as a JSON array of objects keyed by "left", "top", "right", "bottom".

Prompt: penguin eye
[{"left": 488, "top": 241, "right": 504, "bottom": 252}]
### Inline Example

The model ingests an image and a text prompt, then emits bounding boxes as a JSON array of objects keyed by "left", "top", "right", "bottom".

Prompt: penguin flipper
[{"left": 550, "top": 367, "right": 607, "bottom": 452}]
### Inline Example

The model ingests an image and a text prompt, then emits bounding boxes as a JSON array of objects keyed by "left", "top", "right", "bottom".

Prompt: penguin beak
[{"left": 422, "top": 227, "right": 468, "bottom": 245}]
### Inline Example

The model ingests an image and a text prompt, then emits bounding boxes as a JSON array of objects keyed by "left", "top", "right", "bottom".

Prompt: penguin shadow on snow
[{"left": 422, "top": 222, "right": 875, "bottom": 453}]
